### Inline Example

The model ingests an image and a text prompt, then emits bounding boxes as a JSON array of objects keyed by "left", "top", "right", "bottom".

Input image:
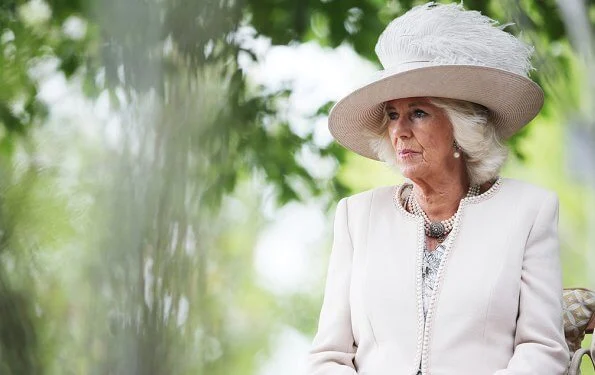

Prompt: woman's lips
[{"left": 398, "top": 149, "right": 420, "bottom": 158}]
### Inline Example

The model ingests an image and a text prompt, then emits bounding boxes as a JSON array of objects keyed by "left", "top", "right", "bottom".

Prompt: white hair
[{"left": 371, "top": 98, "right": 508, "bottom": 185}]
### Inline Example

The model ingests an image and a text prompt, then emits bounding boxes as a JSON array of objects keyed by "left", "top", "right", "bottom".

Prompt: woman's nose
[{"left": 388, "top": 116, "right": 412, "bottom": 141}]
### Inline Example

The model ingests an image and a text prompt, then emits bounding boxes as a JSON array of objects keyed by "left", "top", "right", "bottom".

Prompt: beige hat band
[{"left": 374, "top": 60, "right": 433, "bottom": 80}]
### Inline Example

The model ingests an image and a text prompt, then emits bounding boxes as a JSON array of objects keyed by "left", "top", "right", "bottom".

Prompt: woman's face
[{"left": 385, "top": 97, "right": 457, "bottom": 181}]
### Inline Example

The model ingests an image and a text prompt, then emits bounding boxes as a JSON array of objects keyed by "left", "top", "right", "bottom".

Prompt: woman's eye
[
  {"left": 388, "top": 112, "right": 399, "bottom": 120},
  {"left": 412, "top": 109, "right": 427, "bottom": 118}
]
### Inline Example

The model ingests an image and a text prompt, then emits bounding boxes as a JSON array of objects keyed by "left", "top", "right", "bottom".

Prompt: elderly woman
[{"left": 308, "top": 3, "right": 569, "bottom": 375}]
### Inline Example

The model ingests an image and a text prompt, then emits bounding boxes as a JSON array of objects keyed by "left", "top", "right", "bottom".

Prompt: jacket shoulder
[
  {"left": 342, "top": 185, "right": 396, "bottom": 209},
  {"left": 337, "top": 185, "right": 397, "bottom": 233},
  {"left": 499, "top": 178, "right": 558, "bottom": 201}
]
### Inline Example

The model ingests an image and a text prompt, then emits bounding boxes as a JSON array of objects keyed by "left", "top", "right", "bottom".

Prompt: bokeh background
[{"left": 0, "top": 0, "right": 594, "bottom": 374}]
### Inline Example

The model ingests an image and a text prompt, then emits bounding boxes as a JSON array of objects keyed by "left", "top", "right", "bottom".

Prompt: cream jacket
[{"left": 308, "top": 178, "right": 569, "bottom": 375}]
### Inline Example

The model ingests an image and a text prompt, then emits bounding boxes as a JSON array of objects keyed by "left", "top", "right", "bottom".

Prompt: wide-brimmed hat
[{"left": 328, "top": 2, "right": 544, "bottom": 160}]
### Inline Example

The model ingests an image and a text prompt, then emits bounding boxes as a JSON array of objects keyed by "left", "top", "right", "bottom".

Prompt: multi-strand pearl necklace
[{"left": 407, "top": 184, "right": 480, "bottom": 242}]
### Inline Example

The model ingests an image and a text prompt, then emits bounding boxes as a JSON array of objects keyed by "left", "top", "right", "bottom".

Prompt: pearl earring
[{"left": 453, "top": 141, "right": 461, "bottom": 158}]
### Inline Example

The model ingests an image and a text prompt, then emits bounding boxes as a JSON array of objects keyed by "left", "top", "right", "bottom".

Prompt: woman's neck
[{"left": 410, "top": 174, "right": 469, "bottom": 221}]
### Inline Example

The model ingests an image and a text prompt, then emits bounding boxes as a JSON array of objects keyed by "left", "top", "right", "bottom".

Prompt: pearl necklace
[{"left": 407, "top": 184, "right": 480, "bottom": 242}]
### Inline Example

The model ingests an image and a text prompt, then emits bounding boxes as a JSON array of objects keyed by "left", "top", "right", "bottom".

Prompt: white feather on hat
[{"left": 376, "top": 2, "right": 533, "bottom": 75}]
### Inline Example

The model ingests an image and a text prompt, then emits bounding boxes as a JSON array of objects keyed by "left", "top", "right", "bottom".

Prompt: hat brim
[{"left": 328, "top": 65, "right": 544, "bottom": 160}]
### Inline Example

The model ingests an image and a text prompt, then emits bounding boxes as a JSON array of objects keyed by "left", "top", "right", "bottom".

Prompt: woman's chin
[{"left": 397, "top": 163, "right": 423, "bottom": 180}]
